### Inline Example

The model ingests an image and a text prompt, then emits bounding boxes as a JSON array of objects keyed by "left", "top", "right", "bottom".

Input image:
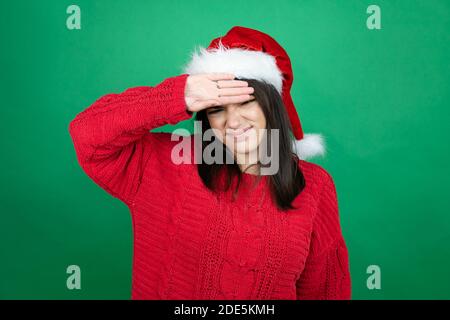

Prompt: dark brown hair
[{"left": 195, "top": 78, "right": 305, "bottom": 211}]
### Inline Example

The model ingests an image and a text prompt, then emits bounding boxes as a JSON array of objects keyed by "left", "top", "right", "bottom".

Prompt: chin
[{"left": 233, "top": 144, "right": 260, "bottom": 155}]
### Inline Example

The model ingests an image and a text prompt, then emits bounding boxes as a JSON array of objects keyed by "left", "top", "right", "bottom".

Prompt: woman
[{"left": 69, "top": 26, "right": 351, "bottom": 300}]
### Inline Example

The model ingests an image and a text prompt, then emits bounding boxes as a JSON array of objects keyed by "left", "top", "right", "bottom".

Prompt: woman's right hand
[{"left": 184, "top": 73, "right": 255, "bottom": 113}]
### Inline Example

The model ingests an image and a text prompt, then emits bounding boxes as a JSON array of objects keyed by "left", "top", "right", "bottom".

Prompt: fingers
[
  {"left": 191, "top": 99, "right": 220, "bottom": 111},
  {"left": 206, "top": 73, "right": 235, "bottom": 81},
  {"left": 188, "top": 73, "right": 255, "bottom": 113},
  {"left": 192, "top": 94, "right": 255, "bottom": 112},
  {"left": 218, "top": 86, "right": 254, "bottom": 97},
  {"left": 217, "top": 94, "right": 255, "bottom": 105},
  {"left": 204, "top": 72, "right": 251, "bottom": 90},
  {"left": 216, "top": 80, "right": 249, "bottom": 88}
]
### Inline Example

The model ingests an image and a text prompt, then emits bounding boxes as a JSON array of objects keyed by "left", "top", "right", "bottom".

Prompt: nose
[{"left": 225, "top": 107, "right": 243, "bottom": 130}]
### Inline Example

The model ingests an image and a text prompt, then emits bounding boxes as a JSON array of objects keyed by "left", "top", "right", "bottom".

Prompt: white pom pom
[{"left": 293, "top": 133, "right": 326, "bottom": 160}]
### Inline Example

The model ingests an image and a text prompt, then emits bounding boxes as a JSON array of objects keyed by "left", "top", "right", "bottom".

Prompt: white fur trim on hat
[
  {"left": 293, "top": 134, "right": 325, "bottom": 160},
  {"left": 183, "top": 41, "right": 284, "bottom": 94}
]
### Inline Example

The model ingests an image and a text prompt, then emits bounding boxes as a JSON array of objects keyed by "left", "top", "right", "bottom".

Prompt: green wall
[{"left": 1, "top": 0, "right": 449, "bottom": 299}]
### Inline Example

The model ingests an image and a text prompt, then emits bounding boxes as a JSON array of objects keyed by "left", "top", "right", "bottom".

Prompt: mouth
[{"left": 226, "top": 126, "right": 253, "bottom": 141}]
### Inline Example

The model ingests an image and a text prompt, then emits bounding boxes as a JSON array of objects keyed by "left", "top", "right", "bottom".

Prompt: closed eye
[
  {"left": 242, "top": 98, "right": 256, "bottom": 105},
  {"left": 207, "top": 99, "right": 255, "bottom": 115},
  {"left": 207, "top": 107, "right": 224, "bottom": 115}
]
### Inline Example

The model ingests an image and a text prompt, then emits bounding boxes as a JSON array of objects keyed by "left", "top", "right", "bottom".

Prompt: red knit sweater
[{"left": 68, "top": 74, "right": 351, "bottom": 300}]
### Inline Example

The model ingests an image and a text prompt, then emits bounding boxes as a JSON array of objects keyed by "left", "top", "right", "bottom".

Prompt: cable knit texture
[{"left": 68, "top": 74, "right": 351, "bottom": 300}]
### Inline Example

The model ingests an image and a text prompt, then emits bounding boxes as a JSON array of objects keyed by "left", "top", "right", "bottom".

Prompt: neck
[
  {"left": 235, "top": 150, "right": 260, "bottom": 175},
  {"left": 239, "top": 164, "right": 260, "bottom": 175}
]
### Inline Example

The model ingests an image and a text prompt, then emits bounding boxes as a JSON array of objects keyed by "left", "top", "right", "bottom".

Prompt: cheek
[
  {"left": 257, "top": 110, "right": 266, "bottom": 129},
  {"left": 207, "top": 115, "right": 222, "bottom": 129},
  {"left": 206, "top": 116, "right": 225, "bottom": 142},
  {"left": 243, "top": 105, "right": 266, "bottom": 129},
  {"left": 249, "top": 108, "right": 266, "bottom": 145}
]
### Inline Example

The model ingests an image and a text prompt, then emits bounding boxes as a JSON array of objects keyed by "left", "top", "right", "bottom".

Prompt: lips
[
  {"left": 227, "top": 126, "right": 252, "bottom": 138},
  {"left": 225, "top": 126, "right": 255, "bottom": 143}
]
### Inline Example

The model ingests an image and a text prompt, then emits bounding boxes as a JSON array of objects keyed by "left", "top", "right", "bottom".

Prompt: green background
[{"left": 1, "top": 0, "right": 449, "bottom": 299}]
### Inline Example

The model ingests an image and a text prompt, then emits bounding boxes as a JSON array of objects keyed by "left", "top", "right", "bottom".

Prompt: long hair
[{"left": 195, "top": 78, "right": 305, "bottom": 211}]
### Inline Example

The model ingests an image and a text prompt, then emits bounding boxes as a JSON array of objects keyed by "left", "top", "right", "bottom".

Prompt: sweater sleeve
[
  {"left": 68, "top": 74, "right": 192, "bottom": 206},
  {"left": 295, "top": 169, "right": 352, "bottom": 300}
]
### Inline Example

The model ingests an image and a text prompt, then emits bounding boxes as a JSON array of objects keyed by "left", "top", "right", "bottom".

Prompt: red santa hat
[{"left": 182, "top": 26, "right": 325, "bottom": 160}]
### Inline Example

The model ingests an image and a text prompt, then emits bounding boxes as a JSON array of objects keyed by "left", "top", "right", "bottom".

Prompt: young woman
[{"left": 69, "top": 26, "right": 351, "bottom": 300}]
